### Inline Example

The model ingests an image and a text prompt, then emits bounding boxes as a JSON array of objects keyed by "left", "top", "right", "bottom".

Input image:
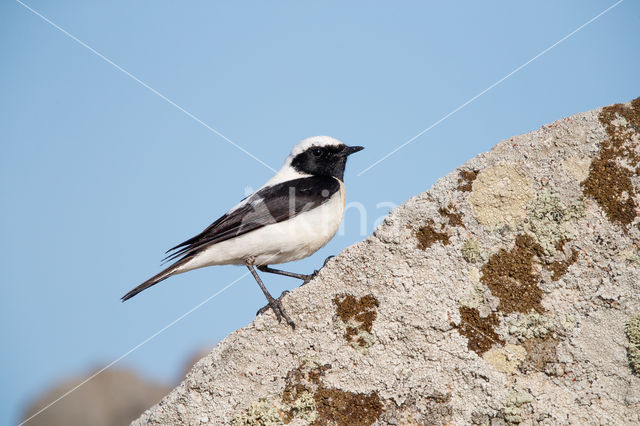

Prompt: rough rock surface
[{"left": 134, "top": 98, "right": 640, "bottom": 425}]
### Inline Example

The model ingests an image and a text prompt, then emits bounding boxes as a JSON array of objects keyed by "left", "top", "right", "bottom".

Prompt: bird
[{"left": 122, "top": 136, "right": 363, "bottom": 328}]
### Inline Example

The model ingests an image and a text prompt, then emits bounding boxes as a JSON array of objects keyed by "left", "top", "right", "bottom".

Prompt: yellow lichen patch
[
  {"left": 626, "top": 314, "right": 640, "bottom": 374},
  {"left": 231, "top": 398, "right": 284, "bottom": 426},
  {"left": 460, "top": 268, "right": 484, "bottom": 308},
  {"left": 561, "top": 156, "right": 591, "bottom": 182},
  {"left": 469, "top": 164, "right": 535, "bottom": 230},
  {"left": 503, "top": 391, "right": 533, "bottom": 424},
  {"left": 469, "top": 267, "right": 481, "bottom": 284},
  {"left": 290, "top": 391, "right": 317, "bottom": 424},
  {"left": 459, "top": 283, "right": 484, "bottom": 309},
  {"left": 506, "top": 313, "right": 554, "bottom": 341},
  {"left": 504, "top": 314, "right": 560, "bottom": 372},
  {"left": 483, "top": 344, "right": 526, "bottom": 373},
  {"left": 522, "top": 189, "right": 584, "bottom": 255},
  {"left": 462, "top": 238, "right": 483, "bottom": 263}
]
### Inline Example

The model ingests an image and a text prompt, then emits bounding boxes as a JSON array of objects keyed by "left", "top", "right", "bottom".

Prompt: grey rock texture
[{"left": 134, "top": 98, "right": 640, "bottom": 425}]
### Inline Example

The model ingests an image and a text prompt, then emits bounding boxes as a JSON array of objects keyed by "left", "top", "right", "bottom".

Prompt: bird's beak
[{"left": 344, "top": 145, "right": 364, "bottom": 156}]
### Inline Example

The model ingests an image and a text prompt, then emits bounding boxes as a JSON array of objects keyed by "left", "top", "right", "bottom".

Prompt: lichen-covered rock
[
  {"left": 133, "top": 98, "right": 640, "bottom": 425},
  {"left": 627, "top": 314, "right": 640, "bottom": 375}
]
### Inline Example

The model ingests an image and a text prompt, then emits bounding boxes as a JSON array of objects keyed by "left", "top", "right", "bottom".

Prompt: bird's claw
[
  {"left": 323, "top": 255, "right": 335, "bottom": 267},
  {"left": 302, "top": 255, "right": 336, "bottom": 284},
  {"left": 257, "top": 291, "right": 295, "bottom": 329}
]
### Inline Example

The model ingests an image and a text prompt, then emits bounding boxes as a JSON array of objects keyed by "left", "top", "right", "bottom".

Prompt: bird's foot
[
  {"left": 256, "top": 291, "right": 295, "bottom": 329},
  {"left": 302, "top": 256, "right": 335, "bottom": 284},
  {"left": 301, "top": 273, "right": 315, "bottom": 285},
  {"left": 323, "top": 255, "right": 335, "bottom": 267}
]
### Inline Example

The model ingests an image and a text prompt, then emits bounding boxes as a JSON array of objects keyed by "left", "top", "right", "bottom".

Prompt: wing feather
[{"left": 163, "top": 176, "right": 340, "bottom": 262}]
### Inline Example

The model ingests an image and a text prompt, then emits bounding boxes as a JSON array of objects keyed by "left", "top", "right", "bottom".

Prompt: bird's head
[{"left": 288, "top": 136, "right": 364, "bottom": 181}]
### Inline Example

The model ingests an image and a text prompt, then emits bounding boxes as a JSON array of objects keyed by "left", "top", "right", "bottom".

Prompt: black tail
[{"left": 121, "top": 258, "right": 189, "bottom": 301}]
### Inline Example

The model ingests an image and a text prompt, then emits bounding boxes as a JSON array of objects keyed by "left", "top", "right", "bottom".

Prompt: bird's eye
[{"left": 312, "top": 148, "right": 323, "bottom": 157}]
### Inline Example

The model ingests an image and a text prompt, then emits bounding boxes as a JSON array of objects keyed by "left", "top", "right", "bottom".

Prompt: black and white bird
[{"left": 122, "top": 136, "right": 363, "bottom": 328}]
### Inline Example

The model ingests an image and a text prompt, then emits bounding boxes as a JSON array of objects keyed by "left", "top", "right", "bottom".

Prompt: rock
[{"left": 133, "top": 97, "right": 640, "bottom": 425}]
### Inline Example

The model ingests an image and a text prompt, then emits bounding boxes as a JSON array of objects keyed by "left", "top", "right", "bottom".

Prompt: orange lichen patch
[
  {"left": 439, "top": 204, "right": 465, "bottom": 228},
  {"left": 281, "top": 362, "right": 383, "bottom": 425},
  {"left": 457, "top": 169, "right": 479, "bottom": 192},
  {"left": 599, "top": 98, "right": 640, "bottom": 167},
  {"left": 333, "top": 294, "right": 379, "bottom": 349},
  {"left": 582, "top": 158, "right": 636, "bottom": 226},
  {"left": 548, "top": 249, "right": 579, "bottom": 281},
  {"left": 417, "top": 205, "right": 464, "bottom": 251},
  {"left": 456, "top": 307, "right": 504, "bottom": 355},
  {"left": 481, "top": 234, "right": 545, "bottom": 314},
  {"left": 313, "top": 388, "right": 382, "bottom": 426},
  {"left": 416, "top": 219, "right": 450, "bottom": 249},
  {"left": 581, "top": 97, "right": 640, "bottom": 229}
]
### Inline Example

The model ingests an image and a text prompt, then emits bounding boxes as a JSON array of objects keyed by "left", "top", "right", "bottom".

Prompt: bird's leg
[
  {"left": 257, "top": 265, "right": 313, "bottom": 282},
  {"left": 258, "top": 256, "right": 335, "bottom": 285},
  {"left": 246, "top": 261, "right": 295, "bottom": 329}
]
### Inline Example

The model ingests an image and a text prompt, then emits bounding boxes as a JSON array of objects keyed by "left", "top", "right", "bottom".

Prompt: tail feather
[{"left": 121, "top": 258, "right": 190, "bottom": 301}]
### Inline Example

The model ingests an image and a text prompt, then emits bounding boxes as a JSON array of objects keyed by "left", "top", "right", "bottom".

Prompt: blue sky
[{"left": 1, "top": 0, "right": 639, "bottom": 424}]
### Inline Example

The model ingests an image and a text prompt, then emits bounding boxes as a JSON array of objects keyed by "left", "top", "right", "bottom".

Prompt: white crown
[{"left": 289, "top": 136, "right": 344, "bottom": 157}]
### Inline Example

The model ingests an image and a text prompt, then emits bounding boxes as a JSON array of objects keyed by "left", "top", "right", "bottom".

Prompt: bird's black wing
[
  {"left": 121, "top": 175, "right": 341, "bottom": 302},
  {"left": 163, "top": 175, "right": 341, "bottom": 262}
]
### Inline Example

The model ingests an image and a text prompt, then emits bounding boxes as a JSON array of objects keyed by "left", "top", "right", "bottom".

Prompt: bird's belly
[{"left": 179, "top": 186, "right": 345, "bottom": 271}]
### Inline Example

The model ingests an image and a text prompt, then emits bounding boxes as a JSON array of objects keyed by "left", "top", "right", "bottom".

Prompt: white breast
[{"left": 175, "top": 179, "right": 346, "bottom": 272}]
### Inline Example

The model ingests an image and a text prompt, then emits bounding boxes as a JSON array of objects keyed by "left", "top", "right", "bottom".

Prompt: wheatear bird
[{"left": 122, "top": 136, "right": 363, "bottom": 328}]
